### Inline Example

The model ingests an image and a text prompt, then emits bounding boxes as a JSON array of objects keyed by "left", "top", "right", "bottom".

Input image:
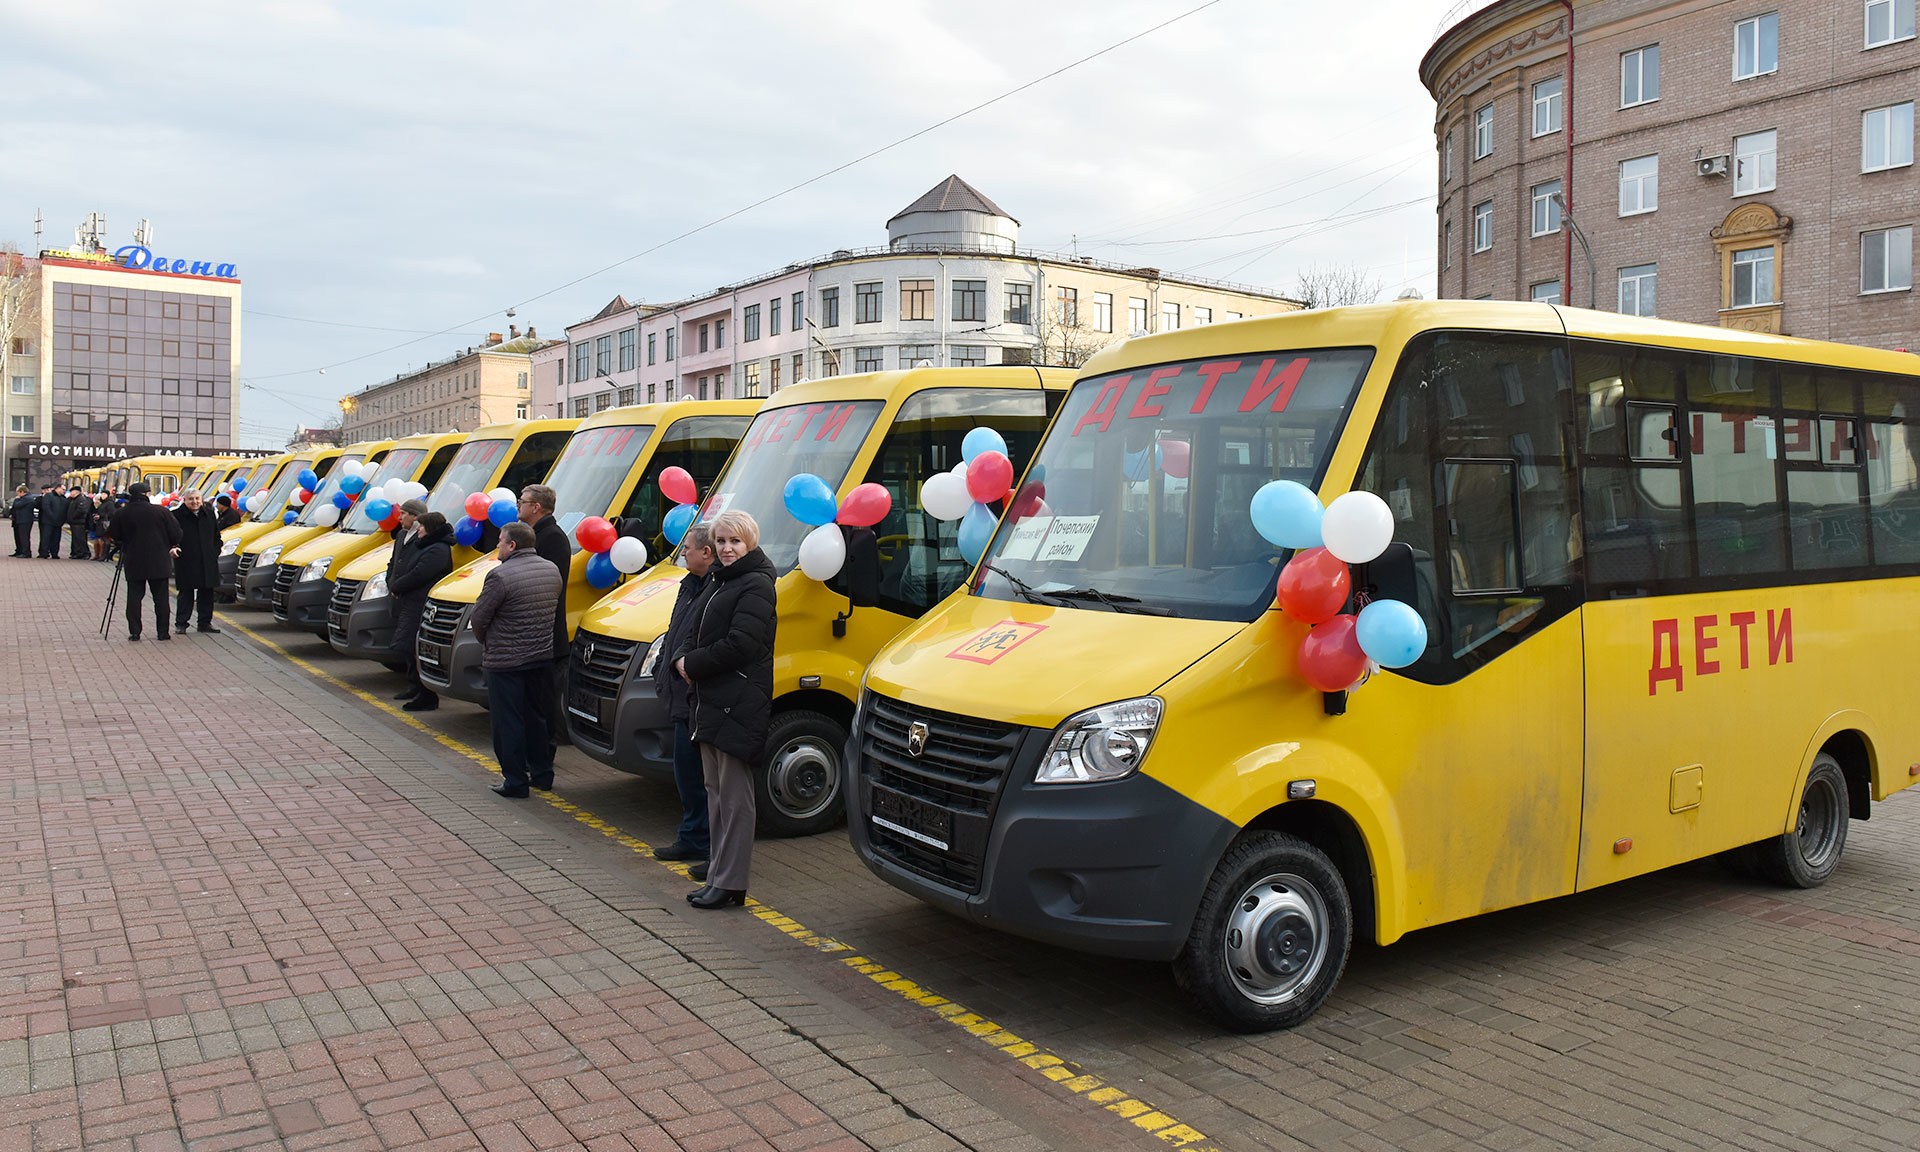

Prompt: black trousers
[
  {"left": 126, "top": 577, "right": 170, "bottom": 637},
  {"left": 37, "top": 523, "right": 59, "bottom": 557},
  {"left": 488, "top": 665, "right": 554, "bottom": 789},
  {"left": 69, "top": 528, "right": 87, "bottom": 558},
  {"left": 175, "top": 585, "right": 214, "bottom": 629},
  {"left": 10, "top": 522, "right": 29, "bottom": 555}
]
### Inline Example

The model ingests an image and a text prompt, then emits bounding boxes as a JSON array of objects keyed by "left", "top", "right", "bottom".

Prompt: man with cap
[
  {"left": 65, "top": 486, "right": 92, "bottom": 558},
  {"left": 171, "top": 488, "right": 223, "bottom": 633},
  {"left": 36, "top": 484, "right": 67, "bottom": 559},
  {"left": 214, "top": 494, "right": 241, "bottom": 530},
  {"left": 8, "top": 485, "right": 35, "bottom": 557},
  {"left": 108, "top": 482, "right": 183, "bottom": 641}
]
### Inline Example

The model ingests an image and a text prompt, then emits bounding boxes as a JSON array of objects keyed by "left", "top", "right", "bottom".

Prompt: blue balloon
[
  {"left": 962, "top": 426, "right": 1008, "bottom": 464},
  {"left": 453, "top": 516, "right": 484, "bottom": 547},
  {"left": 340, "top": 474, "right": 367, "bottom": 496},
  {"left": 663, "top": 502, "right": 696, "bottom": 546},
  {"left": 782, "top": 473, "right": 838, "bottom": 526},
  {"left": 1028, "top": 463, "right": 1046, "bottom": 484},
  {"left": 230, "top": 477, "right": 247, "bottom": 493},
  {"left": 487, "top": 498, "right": 517, "bottom": 527},
  {"left": 584, "top": 550, "right": 620, "bottom": 589},
  {"left": 332, "top": 491, "right": 353, "bottom": 511},
  {"left": 1356, "top": 599, "right": 1429, "bottom": 669},
  {"left": 364, "top": 498, "right": 393, "bottom": 523},
  {"left": 958, "top": 501, "right": 997, "bottom": 565},
  {"left": 297, "top": 468, "right": 319, "bottom": 491},
  {"left": 1250, "top": 480, "right": 1324, "bottom": 549},
  {"left": 283, "top": 510, "right": 298, "bottom": 525}
]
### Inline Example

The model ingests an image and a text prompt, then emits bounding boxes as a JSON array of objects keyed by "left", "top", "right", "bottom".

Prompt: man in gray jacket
[{"left": 471, "top": 521, "right": 564, "bottom": 798}]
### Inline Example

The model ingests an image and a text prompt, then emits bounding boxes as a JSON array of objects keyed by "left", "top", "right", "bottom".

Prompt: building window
[
  {"left": 820, "top": 286, "right": 840, "bottom": 327},
  {"left": 1734, "top": 129, "right": 1778, "bottom": 194},
  {"left": 1191, "top": 306, "right": 1212, "bottom": 325},
  {"left": 793, "top": 292, "right": 805, "bottom": 331},
  {"left": 762, "top": 297, "right": 778, "bottom": 337},
  {"left": 9, "top": 338, "right": 31, "bottom": 355},
  {"left": 818, "top": 351, "right": 840, "bottom": 378},
  {"left": 769, "top": 358, "right": 780, "bottom": 392},
  {"left": 854, "top": 346, "right": 884, "bottom": 373},
  {"left": 952, "top": 279, "right": 986, "bottom": 322},
  {"left": 1621, "top": 45, "right": 1660, "bottom": 106},
  {"left": 792, "top": 354, "right": 803, "bottom": 384},
  {"left": 899, "top": 344, "right": 937, "bottom": 368},
  {"left": 1443, "top": 132, "right": 1452, "bottom": 182},
  {"left": 9, "top": 415, "right": 32, "bottom": 434},
  {"left": 1868, "top": 0, "right": 1918, "bottom": 45},
  {"left": 1128, "top": 297, "right": 1148, "bottom": 335},
  {"left": 1473, "top": 103, "right": 1493, "bottom": 158},
  {"left": 1005, "top": 282, "right": 1032, "bottom": 325},
  {"left": 1160, "top": 302, "right": 1180, "bottom": 331},
  {"left": 161, "top": 377, "right": 179, "bottom": 395},
  {"left": 743, "top": 303, "right": 761, "bottom": 342},
  {"left": 716, "top": 319, "right": 727, "bottom": 347},
  {"left": 1055, "top": 286, "right": 1078, "bottom": 327},
  {"left": 161, "top": 416, "right": 179, "bottom": 435},
  {"left": 617, "top": 386, "right": 634, "bottom": 405},
  {"left": 666, "top": 328, "right": 676, "bottom": 360},
  {"left": 854, "top": 282, "right": 882, "bottom": 324},
  {"left": 518, "top": 371, "right": 529, "bottom": 389},
  {"left": 8, "top": 376, "right": 31, "bottom": 395},
  {"left": 698, "top": 323, "right": 709, "bottom": 353},
  {"left": 900, "top": 279, "right": 934, "bottom": 321},
  {"left": 1531, "top": 181, "right": 1562, "bottom": 236},
  {"left": 1734, "top": 12, "right": 1779, "bottom": 80},
  {"left": 1619, "top": 155, "right": 1659, "bottom": 215},
  {"left": 1472, "top": 201, "right": 1493, "bottom": 251},
  {"left": 516, "top": 402, "right": 529, "bottom": 419},
  {"left": 618, "top": 328, "right": 636, "bottom": 370},
  {"left": 742, "top": 362, "right": 763, "bottom": 397},
  {"left": 572, "top": 397, "right": 590, "bottom": 417},
  {"left": 1530, "top": 281, "right": 1562, "bottom": 304},
  {"left": 71, "top": 333, "right": 92, "bottom": 352},
  {"left": 646, "top": 333, "right": 656, "bottom": 366},
  {"left": 1863, "top": 226, "right": 1914, "bottom": 292},
  {"left": 108, "top": 374, "right": 126, "bottom": 392},
  {"left": 1093, "top": 292, "right": 1113, "bottom": 333},
  {"left": 1532, "top": 76, "right": 1563, "bottom": 137},
  {"left": 1444, "top": 221, "right": 1453, "bottom": 269},
  {"left": 952, "top": 346, "right": 986, "bottom": 367},
  {"left": 70, "top": 293, "right": 89, "bottom": 311},
  {"left": 1619, "top": 264, "right": 1658, "bottom": 316},
  {"left": 1732, "top": 246, "right": 1776, "bottom": 307},
  {"left": 1863, "top": 102, "right": 1915, "bottom": 171},
  {"left": 162, "top": 301, "right": 179, "bottom": 319},
  {"left": 196, "top": 418, "right": 213, "bottom": 436},
  {"left": 107, "top": 335, "right": 126, "bottom": 354},
  {"left": 573, "top": 341, "right": 590, "bottom": 380},
  {"left": 197, "top": 303, "right": 215, "bottom": 322}
]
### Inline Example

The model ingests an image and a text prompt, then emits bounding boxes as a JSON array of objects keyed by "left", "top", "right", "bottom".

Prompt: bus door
[{"left": 1355, "top": 331, "right": 1585, "bottom": 924}]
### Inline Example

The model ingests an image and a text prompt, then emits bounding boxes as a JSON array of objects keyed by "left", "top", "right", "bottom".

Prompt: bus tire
[
  {"left": 1172, "top": 832, "right": 1350, "bottom": 1033},
  {"left": 1754, "top": 754, "right": 1849, "bottom": 889},
  {"left": 753, "top": 709, "right": 847, "bottom": 838}
]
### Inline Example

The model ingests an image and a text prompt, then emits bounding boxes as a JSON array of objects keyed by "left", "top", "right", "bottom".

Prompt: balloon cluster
[
  {"left": 362, "top": 476, "right": 429, "bottom": 533},
  {"left": 659, "top": 467, "right": 700, "bottom": 549},
  {"left": 920, "top": 427, "right": 1015, "bottom": 565},
  {"left": 1252, "top": 480, "right": 1430, "bottom": 694},
  {"left": 308, "top": 459, "right": 386, "bottom": 528},
  {"left": 783, "top": 471, "right": 893, "bottom": 581},
  {"left": 457, "top": 487, "right": 518, "bottom": 544},
  {"left": 574, "top": 515, "right": 649, "bottom": 590}
]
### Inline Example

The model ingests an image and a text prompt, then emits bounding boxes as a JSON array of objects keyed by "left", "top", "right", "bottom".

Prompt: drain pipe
[{"left": 1561, "top": 0, "right": 1576, "bottom": 305}]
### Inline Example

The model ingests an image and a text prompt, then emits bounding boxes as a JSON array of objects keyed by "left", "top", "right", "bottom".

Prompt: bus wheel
[
  {"left": 754, "top": 709, "right": 847, "bottom": 837},
  {"left": 1755, "top": 753, "right": 1849, "bottom": 889},
  {"left": 1173, "top": 832, "right": 1350, "bottom": 1033}
]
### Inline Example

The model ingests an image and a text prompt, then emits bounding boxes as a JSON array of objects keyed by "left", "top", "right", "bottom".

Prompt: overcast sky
[{"left": 1, "top": 0, "right": 1459, "bottom": 447}]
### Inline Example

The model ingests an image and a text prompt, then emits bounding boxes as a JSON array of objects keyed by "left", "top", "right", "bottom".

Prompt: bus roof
[
  {"left": 573, "top": 399, "right": 759, "bottom": 433},
  {"left": 749, "top": 365, "right": 1076, "bottom": 411}
]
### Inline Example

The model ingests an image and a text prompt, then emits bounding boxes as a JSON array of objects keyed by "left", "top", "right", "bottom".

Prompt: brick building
[
  {"left": 1423, "top": 0, "right": 1917, "bottom": 349},
  {"left": 338, "top": 328, "right": 555, "bottom": 442}
]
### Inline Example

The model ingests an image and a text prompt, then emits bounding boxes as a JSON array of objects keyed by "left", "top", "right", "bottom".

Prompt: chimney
[
  {"left": 509, "top": 324, "right": 520, "bottom": 339},
  {"left": 527, "top": 325, "right": 537, "bottom": 339},
  {"left": 487, "top": 332, "right": 504, "bottom": 346}
]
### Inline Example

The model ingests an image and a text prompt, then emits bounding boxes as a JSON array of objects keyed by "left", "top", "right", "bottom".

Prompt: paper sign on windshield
[
  {"left": 999, "top": 516, "right": 1053, "bottom": 561},
  {"left": 1036, "top": 516, "right": 1099, "bottom": 562}
]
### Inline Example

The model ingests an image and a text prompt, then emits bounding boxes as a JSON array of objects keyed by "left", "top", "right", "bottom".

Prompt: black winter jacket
[
  {"left": 531, "top": 514, "right": 572, "bottom": 655},
  {"left": 109, "top": 494, "right": 183, "bottom": 582},
  {"left": 653, "top": 568, "right": 709, "bottom": 724},
  {"left": 472, "top": 548, "right": 563, "bottom": 670},
  {"left": 171, "top": 504, "right": 222, "bottom": 589},
  {"left": 388, "top": 523, "right": 455, "bottom": 654},
  {"left": 65, "top": 494, "right": 92, "bottom": 528},
  {"left": 677, "top": 548, "right": 777, "bottom": 763},
  {"left": 9, "top": 495, "right": 36, "bottom": 526},
  {"left": 38, "top": 492, "right": 66, "bottom": 528}
]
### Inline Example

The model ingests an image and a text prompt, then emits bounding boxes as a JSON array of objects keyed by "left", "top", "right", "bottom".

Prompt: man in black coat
[
  {"left": 519, "top": 483, "right": 574, "bottom": 750},
  {"left": 8, "top": 485, "right": 35, "bottom": 557},
  {"left": 65, "top": 487, "right": 92, "bottom": 558},
  {"left": 214, "top": 494, "right": 241, "bottom": 530},
  {"left": 390, "top": 504, "right": 454, "bottom": 712},
  {"left": 650, "top": 523, "right": 716, "bottom": 863},
  {"left": 109, "top": 482, "right": 183, "bottom": 641},
  {"left": 36, "top": 484, "right": 66, "bottom": 558},
  {"left": 171, "top": 488, "right": 223, "bottom": 633}
]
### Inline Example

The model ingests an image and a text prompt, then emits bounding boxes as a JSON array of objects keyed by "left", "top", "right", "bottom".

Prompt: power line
[
  {"left": 250, "top": 0, "right": 1225, "bottom": 381},
  {"left": 244, "top": 309, "right": 492, "bottom": 336}
]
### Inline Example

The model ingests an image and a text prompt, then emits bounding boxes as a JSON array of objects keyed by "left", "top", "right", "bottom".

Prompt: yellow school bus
[
  {"left": 234, "top": 441, "right": 394, "bottom": 608},
  {"left": 327, "top": 418, "right": 581, "bottom": 661},
  {"left": 847, "top": 300, "right": 1920, "bottom": 1031},
  {"left": 217, "top": 451, "right": 343, "bottom": 596},
  {"left": 567, "top": 368, "right": 1069, "bottom": 835},
  {"left": 416, "top": 401, "right": 754, "bottom": 705},
  {"left": 121, "top": 455, "right": 211, "bottom": 496}
]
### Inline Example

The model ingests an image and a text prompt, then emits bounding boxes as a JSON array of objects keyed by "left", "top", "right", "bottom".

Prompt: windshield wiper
[
  {"left": 1047, "top": 587, "right": 1179, "bottom": 617},
  {"left": 981, "top": 564, "right": 1068, "bottom": 607}
]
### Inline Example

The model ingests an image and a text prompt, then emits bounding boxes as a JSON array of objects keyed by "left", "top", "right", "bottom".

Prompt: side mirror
[
  {"left": 830, "top": 526, "right": 880, "bottom": 608},
  {"left": 1363, "top": 541, "right": 1418, "bottom": 609}
]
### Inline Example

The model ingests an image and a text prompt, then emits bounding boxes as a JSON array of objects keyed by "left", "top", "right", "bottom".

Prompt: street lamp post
[{"left": 1551, "top": 193, "right": 1597, "bottom": 309}]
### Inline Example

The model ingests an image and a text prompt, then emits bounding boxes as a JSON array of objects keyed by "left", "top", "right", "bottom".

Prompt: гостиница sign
[{"left": 112, "top": 246, "right": 237, "bottom": 279}]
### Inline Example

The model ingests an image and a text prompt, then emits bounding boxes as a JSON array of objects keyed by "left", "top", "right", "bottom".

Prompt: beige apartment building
[
  {"left": 1424, "top": 0, "right": 1918, "bottom": 349},
  {"left": 338, "top": 328, "right": 556, "bottom": 442}
]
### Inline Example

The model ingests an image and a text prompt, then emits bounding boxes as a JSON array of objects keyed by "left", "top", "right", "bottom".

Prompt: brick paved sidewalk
[{"left": 0, "top": 558, "right": 1066, "bottom": 1152}]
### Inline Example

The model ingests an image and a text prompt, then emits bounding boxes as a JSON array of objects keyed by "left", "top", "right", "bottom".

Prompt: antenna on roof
[{"left": 133, "top": 219, "right": 153, "bottom": 248}]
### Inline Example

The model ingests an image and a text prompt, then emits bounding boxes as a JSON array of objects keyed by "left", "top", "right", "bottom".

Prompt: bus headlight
[
  {"left": 257, "top": 544, "right": 284, "bottom": 566},
  {"left": 299, "top": 556, "right": 333, "bottom": 582},
  {"left": 635, "top": 635, "right": 665, "bottom": 679},
  {"left": 1035, "top": 697, "right": 1163, "bottom": 785},
  {"left": 360, "top": 573, "right": 388, "bottom": 601},
  {"left": 220, "top": 537, "right": 239, "bottom": 557}
]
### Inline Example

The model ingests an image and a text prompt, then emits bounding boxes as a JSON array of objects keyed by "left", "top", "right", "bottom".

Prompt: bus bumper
[
  {"left": 420, "top": 631, "right": 489, "bottom": 706},
  {"left": 566, "top": 638, "right": 674, "bottom": 778},
  {"left": 329, "top": 595, "right": 395, "bottom": 660},
  {"left": 277, "top": 578, "right": 332, "bottom": 635}
]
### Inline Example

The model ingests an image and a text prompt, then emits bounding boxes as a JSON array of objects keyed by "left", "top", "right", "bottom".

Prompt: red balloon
[
  {"left": 1275, "top": 547, "right": 1351, "bottom": 625},
  {"left": 379, "top": 512, "right": 402, "bottom": 532},
  {"left": 659, "top": 466, "right": 697, "bottom": 506},
  {"left": 1298, "top": 615, "right": 1369, "bottom": 693},
  {"left": 965, "top": 451, "right": 1014, "bottom": 504},
  {"left": 464, "top": 492, "right": 492, "bottom": 520},
  {"left": 575, "top": 515, "right": 617, "bottom": 554},
  {"left": 836, "top": 482, "right": 892, "bottom": 528},
  {"left": 294, "top": 487, "right": 313, "bottom": 505},
  {"left": 1007, "top": 481, "right": 1047, "bottom": 521},
  {"left": 1157, "top": 438, "right": 1192, "bottom": 480}
]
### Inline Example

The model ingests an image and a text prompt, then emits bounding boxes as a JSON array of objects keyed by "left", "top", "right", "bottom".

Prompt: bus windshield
[
  {"left": 976, "top": 349, "right": 1372, "bottom": 622},
  {"left": 251, "top": 459, "right": 311, "bottom": 522},
  {"left": 542, "top": 424, "right": 655, "bottom": 547},
  {"left": 425, "top": 438, "right": 511, "bottom": 524},
  {"left": 339, "top": 449, "right": 428, "bottom": 533},
  {"left": 294, "top": 454, "right": 366, "bottom": 527},
  {"left": 691, "top": 401, "right": 884, "bottom": 572}
]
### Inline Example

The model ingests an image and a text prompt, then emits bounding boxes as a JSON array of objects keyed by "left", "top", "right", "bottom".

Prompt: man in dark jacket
[
  {"left": 390, "top": 504, "right": 453, "bottom": 712},
  {"left": 473, "top": 521, "right": 564, "bottom": 797},
  {"left": 108, "top": 482, "right": 183, "bottom": 641},
  {"left": 171, "top": 488, "right": 223, "bottom": 633},
  {"left": 214, "top": 494, "right": 241, "bottom": 530},
  {"left": 36, "top": 484, "right": 67, "bottom": 558},
  {"left": 9, "top": 485, "right": 35, "bottom": 557},
  {"left": 65, "top": 487, "right": 92, "bottom": 558},
  {"left": 651, "top": 524, "right": 717, "bottom": 863},
  {"left": 519, "top": 483, "right": 573, "bottom": 748}
]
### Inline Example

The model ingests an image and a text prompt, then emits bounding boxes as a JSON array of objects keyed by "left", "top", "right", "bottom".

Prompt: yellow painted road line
[{"left": 222, "top": 613, "right": 1221, "bottom": 1152}]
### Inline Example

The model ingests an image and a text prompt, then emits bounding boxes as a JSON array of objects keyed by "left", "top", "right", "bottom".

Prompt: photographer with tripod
[{"left": 107, "top": 482, "right": 182, "bottom": 642}]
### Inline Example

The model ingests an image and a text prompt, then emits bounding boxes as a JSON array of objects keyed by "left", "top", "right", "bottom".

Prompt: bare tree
[
  {"left": 1, "top": 245, "right": 43, "bottom": 485},
  {"left": 1032, "top": 298, "right": 1120, "bottom": 369},
  {"left": 1290, "top": 262, "right": 1384, "bottom": 310}
]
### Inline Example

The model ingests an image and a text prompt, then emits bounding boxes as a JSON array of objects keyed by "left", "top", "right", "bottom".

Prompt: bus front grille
[
  {"left": 327, "top": 579, "right": 362, "bottom": 644},
  {"left": 567, "top": 630, "right": 638, "bottom": 747},
  {"left": 270, "top": 563, "right": 299, "bottom": 621},
  {"left": 859, "top": 693, "right": 1023, "bottom": 895}
]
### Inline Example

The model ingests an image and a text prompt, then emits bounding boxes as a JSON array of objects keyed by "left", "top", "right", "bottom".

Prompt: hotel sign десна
[{"left": 111, "top": 246, "right": 237, "bottom": 279}]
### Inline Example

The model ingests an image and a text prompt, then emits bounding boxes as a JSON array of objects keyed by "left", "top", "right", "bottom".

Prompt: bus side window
[{"left": 498, "top": 432, "right": 571, "bottom": 495}]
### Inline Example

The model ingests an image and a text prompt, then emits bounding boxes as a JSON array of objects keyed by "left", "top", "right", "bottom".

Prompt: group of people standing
[
  {"left": 10, "top": 483, "right": 99, "bottom": 560},
  {"left": 100, "top": 481, "right": 234, "bottom": 641}
]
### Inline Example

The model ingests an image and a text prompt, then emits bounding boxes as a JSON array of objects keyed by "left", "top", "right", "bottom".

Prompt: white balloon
[
  {"left": 403, "top": 481, "right": 429, "bottom": 502},
  {"left": 608, "top": 535, "right": 648, "bottom": 574},
  {"left": 797, "top": 523, "right": 846, "bottom": 581},
  {"left": 920, "top": 472, "right": 972, "bottom": 521},
  {"left": 488, "top": 487, "right": 514, "bottom": 504},
  {"left": 313, "top": 504, "right": 342, "bottom": 526},
  {"left": 1321, "top": 491, "right": 1395, "bottom": 564},
  {"left": 952, "top": 460, "right": 970, "bottom": 475}
]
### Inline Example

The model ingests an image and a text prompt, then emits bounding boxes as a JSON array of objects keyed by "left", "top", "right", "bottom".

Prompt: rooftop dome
[{"left": 886, "top": 175, "right": 1019, "bottom": 253}]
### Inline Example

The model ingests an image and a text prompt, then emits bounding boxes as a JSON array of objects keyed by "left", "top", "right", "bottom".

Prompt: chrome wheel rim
[
  {"left": 766, "top": 738, "right": 839, "bottom": 821},
  {"left": 1223, "top": 872, "right": 1329, "bottom": 1006},
  {"left": 1796, "top": 774, "right": 1844, "bottom": 871}
]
